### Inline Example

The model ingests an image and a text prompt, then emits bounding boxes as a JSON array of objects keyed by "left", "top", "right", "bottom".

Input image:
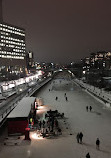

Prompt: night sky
[{"left": 3, "top": 0, "right": 111, "bottom": 64}]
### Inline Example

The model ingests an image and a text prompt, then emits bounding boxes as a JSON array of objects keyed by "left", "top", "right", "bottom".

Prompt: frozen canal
[{"left": 0, "top": 71, "right": 111, "bottom": 158}]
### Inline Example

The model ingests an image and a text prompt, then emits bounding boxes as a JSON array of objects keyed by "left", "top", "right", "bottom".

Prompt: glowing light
[
  {"left": 19, "top": 88, "right": 23, "bottom": 92},
  {"left": 68, "top": 70, "right": 71, "bottom": 73},
  {"left": 37, "top": 106, "right": 44, "bottom": 110},
  {"left": 83, "top": 70, "right": 86, "bottom": 74},
  {"left": 37, "top": 109, "right": 43, "bottom": 114},
  {"left": 31, "top": 132, "right": 44, "bottom": 140}
]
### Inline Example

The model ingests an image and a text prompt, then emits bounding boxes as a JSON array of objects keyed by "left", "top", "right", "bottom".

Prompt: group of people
[
  {"left": 76, "top": 132, "right": 84, "bottom": 144},
  {"left": 49, "top": 80, "right": 101, "bottom": 158},
  {"left": 85, "top": 138, "right": 100, "bottom": 158},
  {"left": 38, "top": 120, "right": 46, "bottom": 129},
  {"left": 86, "top": 106, "right": 92, "bottom": 112},
  {"left": 55, "top": 93, "right": 68, "bottom": 102},
  {"left": 76, "top": 132, "right": 100, "bottom": 157}
]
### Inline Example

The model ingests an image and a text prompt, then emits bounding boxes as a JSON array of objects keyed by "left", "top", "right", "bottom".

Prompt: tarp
[{"left": 7, "top": 97, "right": 35, "bottom": 119}]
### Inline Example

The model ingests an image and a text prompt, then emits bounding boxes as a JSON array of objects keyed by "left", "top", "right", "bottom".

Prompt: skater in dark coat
[
  {"left": 55, "top": 97, "right": 58, "bottom": 101},
  {"left": 55, "top": 119, "right": 58, "bottom": 127},
  {"left": 39, "top": 121, "right": 42, "bottom": 129},
  {"left": 86, "top": 106, "right": 88, "bottom": 112},
  {"left": 43, "top": 120, "right": 45, "bottom": 128},
  {"left": 96, "top": 138, "right": 100, "bottom": 150},
  {"left": 89, "top": 106, "right": 92, "bottom": 112},
  {"left": 79, "top": 132, "right": 83, "bottom": 144},
  {"left": 86, "top": 153, "right": 90, "bottom": 158},
  {"left": 65, "top": 96, "right": 68, "bottom": 101},
  {"left": 76, "top": 133, "right": 80, "bottom": 143}
]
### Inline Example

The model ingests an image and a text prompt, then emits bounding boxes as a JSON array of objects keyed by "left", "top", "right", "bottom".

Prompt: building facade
[
  {"left": 26, "top": 51, "right": 36, "bottom": 73},
  {"left": 0, "top": 0, "right": 3, "bottom": 22},
  {"left": 0, "top": 22, "right": 27, "bottom": 80}
]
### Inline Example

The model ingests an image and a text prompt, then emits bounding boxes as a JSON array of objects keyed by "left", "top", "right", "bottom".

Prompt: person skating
[
  {"left": 76, "top": 133, "right": 80, "bottom": 143},
  {"left": 79, "top": 132, "right": 83, "bottom": 144},
  {"left": 86, "top": 153, "right": 90, "bottom": 158},
  {"left": 86, "top": 106, "right": 88, "bottom": 112},
  {"left": 89, "top": 106, "right": 92, "bottom": 112},
  {"left": 55, "top": 119, "right": 58, "bottom": 127},
  {"left": 43, "top": 120, "right": 45, "bottom": 128},
  {"left": 65, "top": 96, "right": 68, "bottom": 101},
  {"left": 39, "top": 121, "right": 42, "bottom": 129},
  {"left": 96, "top": 138, "right": 100, "bottom": 150}
]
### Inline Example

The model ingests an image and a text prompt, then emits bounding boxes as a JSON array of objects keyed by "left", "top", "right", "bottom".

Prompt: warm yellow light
[
  {"left": 30, "top": 132, "right": 44, "bottom": 140},
  {"left": 38, "top": 106, "right": 44, "bottom": 110},
  {"left": 37, "top": 109, "right": 43, "bottom": 114}
]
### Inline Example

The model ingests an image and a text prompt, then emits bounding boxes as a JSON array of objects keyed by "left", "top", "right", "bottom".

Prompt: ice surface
[{"left": 0, "top": 73, "right": 111, "bottom": 158}]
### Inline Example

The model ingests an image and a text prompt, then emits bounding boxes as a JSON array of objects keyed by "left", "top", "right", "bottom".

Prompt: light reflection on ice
[{"left": 30, "top": 132, "right": 44, "bottom": 140}]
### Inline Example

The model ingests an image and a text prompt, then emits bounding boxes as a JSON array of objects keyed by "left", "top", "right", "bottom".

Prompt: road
[{"left": 0, "top": 71, "right": 111, "bottom": 158}]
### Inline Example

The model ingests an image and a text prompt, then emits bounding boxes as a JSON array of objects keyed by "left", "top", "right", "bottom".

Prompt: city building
[
  {"left": 26, "top": 51, "right": 36, "bottom": 74},
  {"left": 0, "top": 22, "right": 27, "bottom": 80},
  {"left": 0, "top": 0, "right": 3, "bottom": 22},
  {"left": 89, "top": 51, "right": 111, "bottom": 70},
  {"left": 0, "top": 0, "right": 27, "bottom": 81}
]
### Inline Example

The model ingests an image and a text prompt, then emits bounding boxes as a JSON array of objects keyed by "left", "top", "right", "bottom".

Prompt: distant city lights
[{"left": 1, "top": 70, "right": 44, "bottom": 91}]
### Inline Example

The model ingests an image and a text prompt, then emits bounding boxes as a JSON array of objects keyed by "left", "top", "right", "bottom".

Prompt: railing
[
  {"left": 74, "top": 78, "right": 111, "bottom": 106},
  {"left": 0, "top": 77, "right": 52, "bottom": 127}
]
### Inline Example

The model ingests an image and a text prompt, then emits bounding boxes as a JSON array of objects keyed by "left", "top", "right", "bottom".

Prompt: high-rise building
[
  {"left": 26, "top": 51, "right": 36, "bottom": 73},
  {"left": 0, "top": 22, "right": 27, "bottom": 80},
  {"left": 0, "top": 0, "right": 27, "bottom": 81},
  {"left": 0, "top": 0, "right": 3, "bottom": 22}
]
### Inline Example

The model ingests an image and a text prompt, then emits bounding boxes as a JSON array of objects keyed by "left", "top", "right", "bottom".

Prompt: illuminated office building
[
  {"left": 0, "top": 0, "right": 3, "bottom": 22},
  {"left": 0, "top": 22, "right": 26, "bottom": 80}
]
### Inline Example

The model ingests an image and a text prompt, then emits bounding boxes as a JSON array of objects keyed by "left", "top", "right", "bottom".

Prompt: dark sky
[{"left": 3, "top": 0, "right": 111, "bottom": 64}]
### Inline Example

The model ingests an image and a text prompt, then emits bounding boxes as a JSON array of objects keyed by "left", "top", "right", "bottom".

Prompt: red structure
[
  {"left": 25, "top": 128, "right": 30, "bottom": 140},
  {"left": 7, "top": 97, "right": 36, "bottom": 135},
  {"left": 8, "top": 120, "right": 28, "bottom": 134}
]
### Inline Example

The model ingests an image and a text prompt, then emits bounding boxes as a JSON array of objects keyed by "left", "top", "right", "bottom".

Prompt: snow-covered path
[
  {"left": 35, "top": 74, "right": 111, "bottom": 158},
  {"left": 0, "top": 72, "right": 111, "bottom": 158}
]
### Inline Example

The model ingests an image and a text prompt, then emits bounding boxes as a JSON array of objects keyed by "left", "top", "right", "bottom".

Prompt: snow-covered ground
[
  {"left": 0, "top": 72, "right": 111, "bottom": 158},
  {"left": 74, "top": 78, "right": 111, "bottom": 106}
]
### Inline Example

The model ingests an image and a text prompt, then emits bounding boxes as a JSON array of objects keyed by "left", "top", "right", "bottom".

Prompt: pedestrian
[
  {"left": 57, "top": 128, "right": 62, "bottom": 135},
  {"left": 65, "top": 96, "right": 68, "bottom": 101},
  {"left": 55, "top": 97, "right": 58, "bottom": 101},
  {"left": 30, "top": 117, "right": 33, "bottom": 124},
  {"left": 39, "top": 121, "right": 42, "bottom": 129},
  {"left": 49, "top": 89, "right": 50, "bottom": 91},
  {"left": 86, "top": 106, "right": 88, "bottom": 112},
  {"left": 64, "top": 93, "right": 66, "bottom": 96},
  {"left": 55, "top": 119, "right": 58, "bottom": 127},
  {"left": 79, "top": 132, "right": 83, "bottom": 144},
  {"left": 86, "top": 153, "right": 90, "bottom": 158},
  {"left": 46, "top": 128, "right": 48, "bottom": 133},
  {"left": 76, "top": 133, "right": 80, "bottom": 143},
  {"left": 43, "top": 120, "right": 45, "bottom": 128},
  {"left": 89, "top": 106, "right": 92, "bottom": 112},
  {"left": 96, "top": 138, "right": 100, "bottom": 150},
  {"left": 48, "top": 126, "right": 51, "bottom": 131}
]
